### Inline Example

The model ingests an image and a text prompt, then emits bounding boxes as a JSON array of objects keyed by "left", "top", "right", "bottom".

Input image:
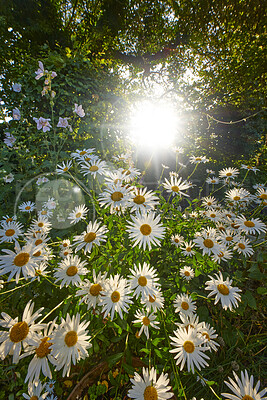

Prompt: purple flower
[
  {"left": 12, "top": 108, "right": 21, "bottom": 121},
  {"left": 33, "top": 117, "right": 52, "bottom": 132},
  {"left": 12, "top": 83, "right": 21, "bottom": 92},
  {"left": 74, "top": 103, "right": 85, "bottom": 118}
]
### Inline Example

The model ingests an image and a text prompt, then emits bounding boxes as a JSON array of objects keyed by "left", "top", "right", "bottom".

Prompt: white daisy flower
[
  {"left": 70, "top": 148, "right": 95, "bottom": 160},
  {"left": 0, "top": 300, "right": 44, "bottom": 364},
  {"left": 112, "top": 152, "right": 132, "bottom": 163},
  {"left": 128, "top": 263, "right": 159, "bottom": 301},
  {"left": 50, "top": 313, "right": 92, "bottom": 377},
  {"left": 128, "top": 366, "right": 173, "bottom": 400},
  {"left": 222, "top": 369, "right": 267, "bottom": 400},
  {"left": 54, "top": 255, "right": 87, "bottom": 288},
  {"left": 60, "top": 239, "right": 71, "bottom": 250},
  {"left": 80, "top": 158, "right": 107, "bottom": 179},
  {"left": 235, "top": 215, "right": 266, "bottom": 235},
  {"left": 99, "top": 182, "right": 132, "bottom": 214},
  {"left": 32, "top": 262, "right": 49, "bottom": 281},
  {"left": 194, "top": 231, "right": 221, "bottom": 256},
  {"left": 180, "top": 266, "right": 195, "bottom": 281},
  {"left": 219, "top": 167, "right": 239, "bottom": 179},
  {"left": 0, "top": 215, "right": 17, "bottom": 225},
  {"left": 104, "top": 169, "right": 128, "bottom": 186},
  {"left": 170, "top": 326, "right": 209, "bottom": 373},
  {"left": 206, "top": 209, "right": 222, "bottom": 223},
  {"left": 59, "top": 247, "right": 73, "bottom": 258},
  {"left": 217, "top": 229, "right": 238, "bottom": 246},
  {"left": 99, "top": 275, "right": 133, "bottom": 320},
  {"left": 76, "top": 270, "right": 107, "bottom": 310},
  {"left": 68, "top": 204, "right": 89, "bottom": 224},
  {"left": 189, "top": 155, "right": 208, "bottom": 164},
  {"left": 56, "top": 160, "right": 72, "bottom": 174},
  {"left": 198, "top": 322, "right": 219, "bottom": 352},
  {"left": 118, "top": 166, "right": 141, "bottom": 182},
  {"left": 206, "top": 176, "right": 220, "bottom": 185},
  {"left": 45, "top": 380, "right": 56, "bottom": 394},
  {"left": 129, "top": 187, "right": 159, "bottom": 213},
  {"left": 211, "top": 247, "right": 233, "bottom": 264},
  {"left": 201, "top": 196, "right": 218, "bottom": 209},
  {"left": 21, "top": 319, "right": 57, "bottom": 383},
  {"left": 18, "top": 201, "right": 36, "bottom": 213},
  {"left": 173, "top": 146, "right": 184, "bottom": 154},
  {"left": 171, "top": 234, "right": 184, "bottom": 247},
  {"left": 43, "top": 197, "right": 57, "bottom": 210},
  {"left": 233, "top": 238, "right": 254, "bottom": 257},
  {"left": 180, "top": 241, "right": 196, "bottom": 257},
  {"left": 0, "top": 220, "right": 24, "bottom": 246},
  {"left": 141, "top": 288, "right": 164, "bottom": 312},
  {"left": 27, "top": 232, "right": 49, "bottom": 248},
  {"left": 0, "top": 243, "right": 42, "bottom": 283},
  {"left": 30, "top": 216, "right": 52, "bottom": 234},
  {"left": 73, "top": 220, "right": 107, "bottom": 254},
  {"left": 37, "top": 208, "right": 53, "bottom": 219},
  {"left": 22, "top": 381, "right": 48, "bottom": 400},
  {"left": 225, "top": 188, "right": 252, "bottom": 204},
  {"left": 175, "top": 313, "right": 202, "bottom": 332},
  {"left": 241, "top": 164, "right": 260, "bottom": 174},
  {"left": 174, "top": 294, "right": 196, "bottom": 315},
  {"left": 126, "top": 211, "right": 165, "bottom": 251},
  {"left": 254, "top": 188, "right": 267, "bottom": 205},
  {"left": 162, "top": 175, "right": 191, "bottom": 197},
  {"left": 205, "top": 272, "right": 241, "bottom": 311},
  {"left": 133, "top": 310, "right": 159, "bottom": 339}
]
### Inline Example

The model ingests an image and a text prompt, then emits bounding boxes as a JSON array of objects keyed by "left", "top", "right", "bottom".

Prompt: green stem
[
  {"left": 0, "top": 280, "right": 33, "bottom": 295},
  {"left": 39, "top": 295, "right": 72, "bottom": 323},
  {"left": 187, "top": 163, "right": 199, "bottom": 181}
]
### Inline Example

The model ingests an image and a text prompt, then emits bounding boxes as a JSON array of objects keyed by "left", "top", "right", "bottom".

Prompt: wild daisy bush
[{"left": 0, "top": 62, "right": 266, "bottom": 400}]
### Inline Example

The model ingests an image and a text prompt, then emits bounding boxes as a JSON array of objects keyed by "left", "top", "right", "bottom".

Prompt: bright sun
[{"left": 129, "top": 100, "right": 179, "bottom": 150}]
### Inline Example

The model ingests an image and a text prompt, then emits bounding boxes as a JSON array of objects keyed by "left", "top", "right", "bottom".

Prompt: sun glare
[{"left": 129, "top": 100, "right": 179, "bottom": 150}]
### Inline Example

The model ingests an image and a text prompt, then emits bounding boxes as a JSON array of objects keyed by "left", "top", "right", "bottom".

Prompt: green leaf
[
  {"left": 257, "top": 287, "right": 267, "bottom": 295},
  {"left": 244, "top": 290, "right": 257, "bottom": 309}
]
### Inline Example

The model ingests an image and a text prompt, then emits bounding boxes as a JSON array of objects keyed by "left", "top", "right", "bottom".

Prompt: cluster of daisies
[{"left": 0, "top": 147, "right": 266, "bottom": 399}]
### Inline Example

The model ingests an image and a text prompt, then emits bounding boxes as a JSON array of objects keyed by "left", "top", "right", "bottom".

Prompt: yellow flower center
[
  {"left": 210, "top": 213, "right": 216, "bottom": 218},
  {"left": 259, "top": 193, "right": 267, "bottom": 200},
  {"left": 76, "top": 212, "right": 81, "bottom": 218},
  {"left": 207, "top": 201, "right": 212, "bottom": 205},
  {"left": 244, "top": 221, "right": 255, "bottom": 228},
  {"left": 238, "top": 243, "right": 246, "bottom": 250},
  {"left": 140, "top": 224, "right": 152, "bottom": 236},
  {"left": 138, "top": 276, "right": 147, "bottom": 286},
  {"left": 171, "top": 185, "right": 180, "bottom": 192},
  {"left": 226, "top": 236, "right": 233, "bottom": 241},
  {"left": 33, "top": 251, "right": 41, "bottom": 257},
  {"left": 133, "top": 195, "right": 145, "bottom": 205},
  {"left": 6, "top": 218, "right": 13, "bottom": 222},
  {"left": 242, "top": 396, "right": 254, "bottom": 400},
  {"left": 144, "top": 386, "right": 158, "bottom": 400},
  {"left": 218, "top": 252, "right": 224, "bottom": 258},
  {"left": 195, "top": 157, "right": 202, "bottom": 161},
  {"left": 142, "top": 316, "right": 150, "bottom": 326},
  {"left": 122, "top": 169, "right": 131, "bottom": 175},
  {"left": 41, "top": 210, "right": 47, "bottom": 215},
  {"left": 35, "top": 337, "right": 52, "bottom": 358},
  {"left": 30, "top": 396, "right": 38, "bottom": 400},
  {"left": 35, "top": 239, "right": 43, "bottom": 246},
  {"left": 111, "top": 291, "right": 120, "bottom": 303},
  {"left": 202, "top": 332, "right": 210, "bottom": 341},
  {"left": 174, "top": 238, "right": 179, "bottom": 243},
  {"left": 111, "top": 191, "right": 124, "bottom": 202},
  {"left": 13, "top": 252, "right": 30, "bottom": 267},
  {"left": 183, "top": 340, "right": 195, "bottom": 353},
  {"left": 90, "top": 165, "right": 99, "bottom": 172},
  {"left": 184, "top": 271, "right": 190, "bottom": 276},
  {"left": 149, "top": 295, "right": 156, "bottom": 303},
  {"left": 66, "top": 266, "right": 78, "bottom": 276},
  {"left": 226, "top": 172, "right": 232, "bottom": 176},
  {"left": 25, "top": 206, "right": 31, "bottom": 210},
  {"left": 38, "top": 222, "right": 44, "bottom": 227},
  {"left": 181, "top": 301, "right": 189, "bottom": 310},
  {"left": 63, "top": 167, "right": 68, "bottom": 172},
  {"left": 35, "top": 269, "right": 42, "bottom": 276},
  {"left": 186, "top": 247, "right": 191, "bottom": 252},
  {"left": 217, "top": 284, "right": 229, "bottom": 295},
  {"left": 5, "top": 229, "right": 15, "bottom": 237},
  {"left": 203, "top": 238, "right": 214, "bottom": 248},
  {"left": 9, "top": 321, "right": 29, "bottom": 343},
  {"left": 233, "top": 196, "right": 240, "bottom": 201},
  {"left": 90, "top": 283, "right": 102, "bottom": 296},
  {"left": 63, "top": 242, "right": 68, "bottom": 247},
  {"left": 231, "top": 223, "right": 239, "bottom": 229},
  {"left": 64, "top": 331, "right": 78, "bottom": 347},
  {"left": 84, "top": 232, "right": 96, "bottom": 243},
  {"left": 80, "top": 151, "right": 87, "bottom": 155}
]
